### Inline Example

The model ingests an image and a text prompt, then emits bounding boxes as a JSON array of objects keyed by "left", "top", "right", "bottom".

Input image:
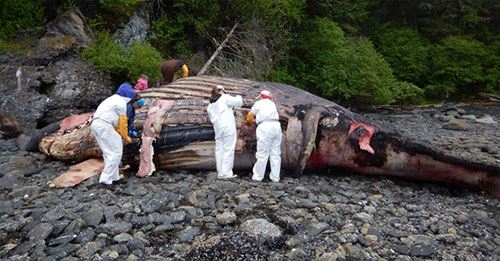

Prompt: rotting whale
[{"left": 38, "top": 75, "right": 500, "bottom": 198}]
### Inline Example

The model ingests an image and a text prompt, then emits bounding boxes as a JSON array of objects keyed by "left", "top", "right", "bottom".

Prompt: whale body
[{"left": 39, "top": 76, "right": 500, "bottom": 197}]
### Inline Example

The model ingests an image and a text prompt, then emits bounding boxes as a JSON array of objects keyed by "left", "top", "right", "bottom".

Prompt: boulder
[
  {"left": 0, "top": 8, "right": 111, "bottom": 131},
  {"left": 442, "top": 119, "right": 470, "bottom": 131}
]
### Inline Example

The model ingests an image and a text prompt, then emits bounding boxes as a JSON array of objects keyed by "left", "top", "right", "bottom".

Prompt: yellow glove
[
  {"left": 181, "top": 64, "right": 189, "bottom": 78},
  {"left": 245, "top": 111, "right": 255, "bottom": 125},
  {"left": 114, "top": 115, "right": 132, "bottom": 143}
]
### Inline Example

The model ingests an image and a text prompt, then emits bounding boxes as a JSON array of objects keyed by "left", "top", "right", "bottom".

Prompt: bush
[
  {"left": 0, "top": 0, "right": 46, "bottom": 40},
  {"left": 98, "top": 0, "right": 143, "bottom": 15},
  {"left": 126, "top": 42, "right": 163, "bottom": 82},
  {"left": 83, "top": 31, "right": 165, "bottom": 86},
  {"left": 149, "top": 16, "right": 193, "bottom": 58},
  {"left": 375, "top": 27, "right": 431, "bottom": 87},
  {"left": 426, "top": 36, "right": 496, "bottom": 100},
  {"left": 82, "top": 31, "right": 127, "bottom": 75},
  {"left": 290, "top": 18, "right": 422, "bottom": 105}
]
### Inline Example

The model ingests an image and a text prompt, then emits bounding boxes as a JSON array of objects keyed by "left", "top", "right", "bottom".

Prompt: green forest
[{"left": 1, "top": 0, "right": 499, "bottom": 105}]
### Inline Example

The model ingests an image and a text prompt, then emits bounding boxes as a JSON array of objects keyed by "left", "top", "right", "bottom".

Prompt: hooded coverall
[
  {"left": 207, "top": 93, "right": 243, "bottom": 178},
  {"left": 91, "top": 83, "right": 135, "bottom": 185},
  {"left": 250, "top": 98, "right": 282, "bottom": 182}
]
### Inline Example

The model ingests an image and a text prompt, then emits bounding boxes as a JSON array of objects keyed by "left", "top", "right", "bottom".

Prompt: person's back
[
  {"left": 160, "top": 59, "right": 188, "bottom": 84},
  {"left": 246, "top": 90, "right": 282, "bottom": 182},
  {"left": 207, "top": 94, "right": 242, "bottom": 129},
  {"left": 94, "top": 94, "right": 126, "bottom": 126},
  {"left": 251, "top": 98, "right": 279, "bottom": 125},
  {"left": 206, "top": 85, "right": 242, "bottom": 179}
]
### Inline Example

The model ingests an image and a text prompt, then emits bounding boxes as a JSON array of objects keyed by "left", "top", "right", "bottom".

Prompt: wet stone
[
  {"left": 175, "top": 226, "right": 200, "bottom": 243},
  {"left": 28, "top": 222, "right": 53, "bottom": 241},
  {"left": 113, "top": 233, "right": 133, "bottom": 243},
  {"left": 216, "top": 211, "right": 237, "bottom": 226},
  {"left": 82, "top": 208, "right": 103, "bottom": 227},
  {"left": 410, "top": 244, "right": 435, "bottom": 257}
]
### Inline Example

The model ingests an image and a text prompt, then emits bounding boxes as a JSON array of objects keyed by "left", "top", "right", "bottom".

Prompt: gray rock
[
  {"left": 0, "top": 171, "right": 25, "bottom": 189},
  {"left": 82, "top": 208, "right": 103, "bottom": 227},
  {"left": 241, "top": 218, "right": 282, "bottom": 243},
  {"left": 392, "top": 244, "right": 410, "bottom": 255},
  {"left": 175, "top": 226, "right": 200, "bottom": 243},
  {"left": 305, "top": 221, "right": 329, "bottom": 237},
  {"left": 153, "top": 223, "right": 174, "bottom": 232},
  {"left": 216, "top": 211, "right": 237, "bottom": 226},
  {"left": 10, "top": 185, "right": 40, "bottom": 198},
  {"left": 462, "top": 114, "right": 477, "bottom": 120},
  {"left": 170, "top": 211, "right": 186, "bottom": 223},
  {"left": 98, "top": 222, "right": 133, "bottom": 235},
  {"left": 410, "top": 244, "right": 435, "bottom": 257},
  {"left": 48, "top": 234, "right": 77, "bottom": 247},
  {"left": 42, "top": 206, "right": 66, "bottom": 221},
  {"left": 127, "top": 237, "right": 145, "bottom": 251},
  {"left": 442, "top": 119, "right": 470, "bottom": 131},
  {"left": 476, "top": 115, "right": 496, "bottom": 124},
  {"left": 74, "top": 228, "right": 95, "bottom": 244},
  {"left": 43, "top": 9, "right": 94, "bottom": 48},
  {"left": 438, "top": 115, "right": 455, "bottom": 122},
  {"left": 456, "top": 213, "right": 469, "bottom": 224},
  {"left": 114, "top": 4, "right": 150, "bottom": 47},
  {"left": 113, "top": 233, "right": 133, "bottom": 243},
  {"left": 28, "top": 222, "right": 53, "bottom": 241}
]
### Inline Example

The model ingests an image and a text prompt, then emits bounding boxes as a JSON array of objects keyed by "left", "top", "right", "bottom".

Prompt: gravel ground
[{"left": 0, "top": 103, "right": 498, "bottom": 260}]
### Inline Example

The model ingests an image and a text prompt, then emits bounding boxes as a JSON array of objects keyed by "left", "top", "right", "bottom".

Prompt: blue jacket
[{"left": 126, "top": 102, "right": 136, "bottom": 132}]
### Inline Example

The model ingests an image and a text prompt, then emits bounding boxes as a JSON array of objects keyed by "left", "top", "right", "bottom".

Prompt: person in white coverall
[
  {"left": 245, "top": 90, "right": 282, "bottom": 182},
  {"left": 91, "top": 82, "right": 135, "bottom": 185},
  {"left": 207, "top": 85, "right": 243, "bottom": 179}
]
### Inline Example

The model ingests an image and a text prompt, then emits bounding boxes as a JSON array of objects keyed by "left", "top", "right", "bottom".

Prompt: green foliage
[
  {"left": 82, "top": 31, "right": 127, "bottom": 75},
  {"left": 149, "top": 16, "right": 193, "bottom": 58},
  {"left": 375, "top": 27, "right": 431, "bottom": 87},
  {"left": 289, "top": 18, "right": 422, "bottom": 105},
  {"left": 266, "top": 66, "right": 297, "bottom": 87},
  {"left": 0, "top": 0, "right": 46, "bottom": 40},
  {"left": 98, "top": 0, "right": 143, "bottom": 15},
  {"left": 321, "top": 0, "right": 370, "bottom": 35},
  {"left": 237, "top": 0, "right": 305, "bottom": 30},
  {"left": 83, "top": 31, "right": 165, "bottom": 86},
  {"left": 0, "top": 41, "right": 21, "bottom": 53},
  {"left": 426, "top": 36, "right": 496, "bottom": 100},
  {"left": 126, "top": 42, "right": 163, "bottom": 82}
]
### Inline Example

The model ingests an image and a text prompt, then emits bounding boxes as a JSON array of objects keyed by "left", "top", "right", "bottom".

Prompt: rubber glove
[
  {"left": 115, "top": 115, "right": 132, "bottom": 143},
  {"left": 181, "top": 64, "right": 189, "bottom": 78},
  {"left": 129, "top": 130, "right": 138, "bottom": 137},
  {"left": 245, "top": 111, "right": 255, "bottom": 125}
]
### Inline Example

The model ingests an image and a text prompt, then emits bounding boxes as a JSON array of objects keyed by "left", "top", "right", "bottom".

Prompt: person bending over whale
[
  {"left": 160, "top": 59, "right": 189, "bottom": 84},
  {"left": 91, "top": 82, "right": 135, "bottom": 186}
]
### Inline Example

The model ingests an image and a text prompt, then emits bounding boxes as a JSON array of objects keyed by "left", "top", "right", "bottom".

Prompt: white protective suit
[
  {"left": 207, "top": 93, "right": 243, "bottom": 178},
  {"left": 91, "top": 94, "right": 131, "bottom": 185},
  {"left": 250, "top": 98, "right": 282, "bottom": 182}
]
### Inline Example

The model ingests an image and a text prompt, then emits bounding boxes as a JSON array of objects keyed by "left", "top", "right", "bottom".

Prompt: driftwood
[{"left": 197, "top": 23, "right": 238, "bottom": 76}]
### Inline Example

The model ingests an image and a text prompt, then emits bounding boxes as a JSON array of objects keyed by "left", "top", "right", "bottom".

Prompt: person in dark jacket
[
  {"left": 126, "top": 95, "right": 145, "bottom": 137},
  {"left": 160, "top": 59, "right": 189, "bottom": 84}
]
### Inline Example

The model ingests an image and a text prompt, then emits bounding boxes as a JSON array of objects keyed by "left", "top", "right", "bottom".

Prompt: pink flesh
[
  {"left": 59, "top": 112, "right": 94, "bottom": 134},
  {"left": 348, "top": 121, "right": 375, "bottom": 154},
  {"left": 50, "top": 158, "right": 104, "bottom": 187},
  {"left": 136, "top": 100, "right": 175, "bottom": 177}
]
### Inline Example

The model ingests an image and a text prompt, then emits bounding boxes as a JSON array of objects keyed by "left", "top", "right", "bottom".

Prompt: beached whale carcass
[{"left": 39, "top": 76, "right": 500, "bottom": 197}]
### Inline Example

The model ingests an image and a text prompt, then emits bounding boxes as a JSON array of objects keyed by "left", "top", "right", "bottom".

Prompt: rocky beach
[{"left": 0, "top": 103, "right": 498, "bottom": 260}]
